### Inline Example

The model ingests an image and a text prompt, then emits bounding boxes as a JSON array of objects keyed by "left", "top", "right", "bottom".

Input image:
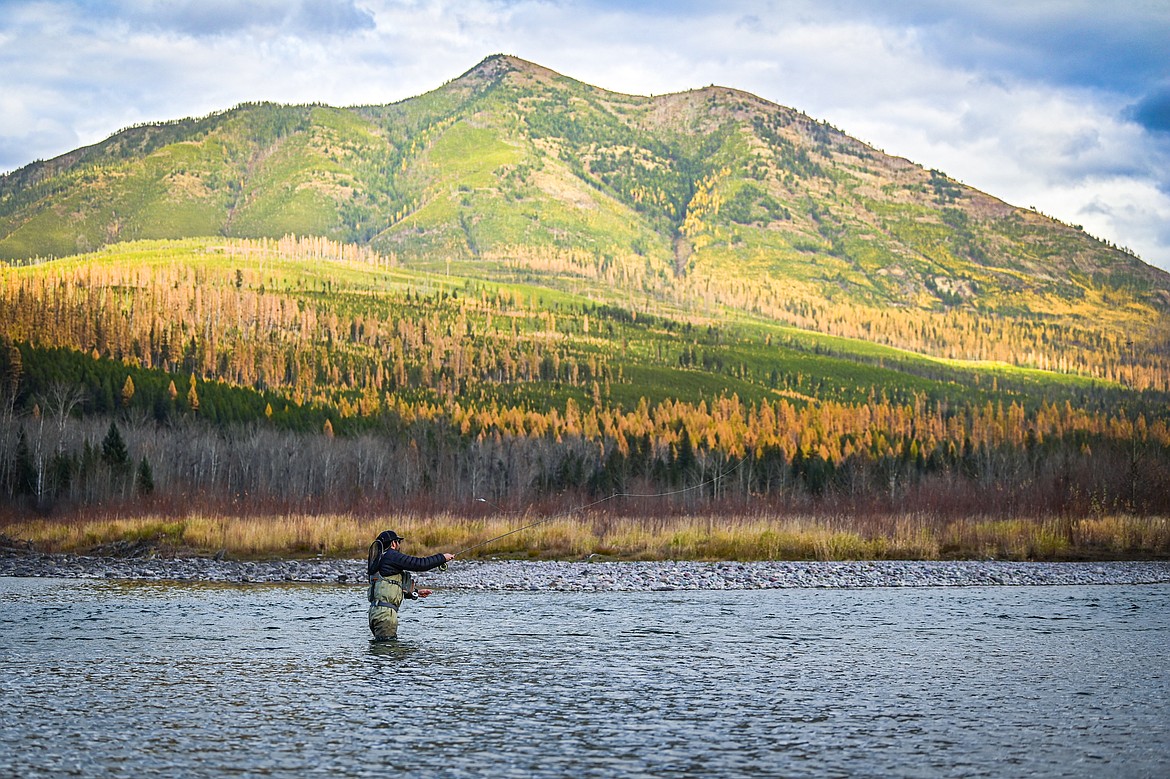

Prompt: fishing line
[{"left": 453, "top": 456, "right": 745, "bottom": 557}]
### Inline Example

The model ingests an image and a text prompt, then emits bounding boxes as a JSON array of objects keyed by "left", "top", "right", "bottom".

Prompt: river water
[{"left": 1, "top": 578, "right": 1167, "bottom": 778}]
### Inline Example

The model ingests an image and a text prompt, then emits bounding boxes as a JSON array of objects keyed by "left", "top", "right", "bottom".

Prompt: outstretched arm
[{"left": 380, "top": 549, "right": 453, "bottom": 573}]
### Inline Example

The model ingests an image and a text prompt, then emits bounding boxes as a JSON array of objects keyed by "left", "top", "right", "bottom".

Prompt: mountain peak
[
  {"left": 458, "top": 53, "right": 565, "bottom": 85},
  {"left": 1, "top": 54, "right": 1166, "bottom": 362}
]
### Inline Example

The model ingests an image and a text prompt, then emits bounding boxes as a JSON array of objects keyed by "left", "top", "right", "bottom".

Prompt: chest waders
[{"left": 368, "top": 570, "right": 413, "bottom": 640}]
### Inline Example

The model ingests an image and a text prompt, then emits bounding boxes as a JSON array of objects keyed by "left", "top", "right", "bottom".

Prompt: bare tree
[{"left": 42, "top": 383, "right": 87, "bottom": 440}]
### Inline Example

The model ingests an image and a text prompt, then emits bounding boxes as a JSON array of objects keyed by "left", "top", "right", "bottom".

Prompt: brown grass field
[{"left": 3, "top": 512, "right": 1168, "bottom": 562}]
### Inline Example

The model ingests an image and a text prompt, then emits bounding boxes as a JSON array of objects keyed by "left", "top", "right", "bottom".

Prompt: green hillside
[
  {"left": 1, "top": 56, "right": 1169, "bottom": 524},
  {"left": 4, "top": 235, "right": 1113, "bottom": 416},
  {"left": 2, "top": 234, "right": 1168, "bottom": 521},
  {"left": 2, "top": 55, "right": 1167, "bottom": 385}
]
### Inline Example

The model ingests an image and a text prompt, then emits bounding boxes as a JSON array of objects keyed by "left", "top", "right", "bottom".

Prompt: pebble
[{"left": 2, "top": 551, "right": 1169, "bottom": 590}]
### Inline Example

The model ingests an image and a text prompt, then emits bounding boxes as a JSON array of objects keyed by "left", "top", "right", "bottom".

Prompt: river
[{"left": 1, "top": 578, "right": 1167, "bottom": 778}]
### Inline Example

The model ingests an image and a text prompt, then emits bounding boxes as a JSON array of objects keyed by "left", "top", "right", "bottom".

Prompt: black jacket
[{"left": 371, "top": 548, "right": 447, "bottom": 577}]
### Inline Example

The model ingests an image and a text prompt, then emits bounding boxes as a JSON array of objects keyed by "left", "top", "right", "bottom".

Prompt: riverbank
[
  {"left": 4, "top": 511, "right": 1170, "bottom": 563},
  {"left": 3, "top": 549, "right": 1168, "bottom": 590}
]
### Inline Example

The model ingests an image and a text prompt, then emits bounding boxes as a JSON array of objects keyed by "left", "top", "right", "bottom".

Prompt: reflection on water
[{"left": 1, "top": 577, "right": 1168, "bottom": 778}]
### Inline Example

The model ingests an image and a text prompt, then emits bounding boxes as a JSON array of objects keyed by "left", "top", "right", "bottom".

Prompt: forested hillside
[
  {"left": 1, "top": 56, "right": 1168, "bottom": 529},
  {"left": 1, "top": 236, "right": 1167, "bottom": 523}
]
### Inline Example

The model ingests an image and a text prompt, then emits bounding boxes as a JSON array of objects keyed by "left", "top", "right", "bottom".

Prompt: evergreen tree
[
  {"left": 0, "top": 339, "right": 21, "bottom": 402},
  {"left": 101, "top": 421, "right": 130, "bottom": 471},
  {"left": 97, "top": 376, "right": 115, "bottom": 413},
  {"left": 136, "top": 457, "right": 154, "bottom": 496},
  {"left": 153, "top": 391, "right": 171, "bottom": 423},
  {"left": 673, "top": 426, "right": 695, "bottom": 485},
  {"left": 12, "top": 429, "right": 36, "bottom": 496},
  {"left": 49, "top": 450, "right": 75, "bottom": 497}
]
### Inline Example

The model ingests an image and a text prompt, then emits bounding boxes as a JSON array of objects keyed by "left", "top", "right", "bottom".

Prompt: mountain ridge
[
  {"left": 3, "top": 46, "right": 1170, "bottom": 520},
  {"left": 1, "top": 54, "right": 1168, "bottom": 384}
]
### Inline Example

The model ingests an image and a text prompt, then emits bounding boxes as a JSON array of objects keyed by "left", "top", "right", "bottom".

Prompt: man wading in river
[{"left": 367, "top": 530, "right": 454, "bottom": 640}]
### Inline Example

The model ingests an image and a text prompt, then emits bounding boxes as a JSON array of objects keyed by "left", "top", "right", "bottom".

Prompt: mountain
[
  {"left": 3, "top": 55, "right": 1168, "bottom": 358},
  {"left": 1, "top": 55, "right": 1169, "bottom": 520}
]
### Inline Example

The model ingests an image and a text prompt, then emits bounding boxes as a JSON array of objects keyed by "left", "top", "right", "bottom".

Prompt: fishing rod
[{"left": 452, "top": 456, "right": 745, "bottom": 557}]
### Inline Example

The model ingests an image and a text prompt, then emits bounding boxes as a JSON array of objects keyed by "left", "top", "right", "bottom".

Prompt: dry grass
[
  {"left": 940, "top": 515, "right": 1170, "bottom": 561},
  {"left": 3, "top": 512, "right": 1168, "bottom": 561}
]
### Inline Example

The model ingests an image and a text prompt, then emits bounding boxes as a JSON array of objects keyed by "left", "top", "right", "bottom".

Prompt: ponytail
[{"left": 367, "top": 538, "right": 385, "bottom": 575}]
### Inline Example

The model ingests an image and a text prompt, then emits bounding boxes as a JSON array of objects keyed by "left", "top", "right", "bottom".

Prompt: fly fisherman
[{"left": 367, "top": 530, "right": 454, "bottom": 640}]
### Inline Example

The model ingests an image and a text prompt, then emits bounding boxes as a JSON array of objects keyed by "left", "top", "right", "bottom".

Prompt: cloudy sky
[{"left": 2, "top": 0, "right": 1169, "bottom": 271}]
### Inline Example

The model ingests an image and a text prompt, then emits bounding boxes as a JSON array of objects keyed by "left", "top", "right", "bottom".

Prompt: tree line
[
  {"left": 3, "top": 375, "right": 1166, "bottom": 519},
  {"left": 2, "top": 236, "right": 1168, "bottom": 523}
]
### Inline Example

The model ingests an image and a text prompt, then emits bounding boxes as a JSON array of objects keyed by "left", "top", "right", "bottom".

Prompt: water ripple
[{"left": 0, "top": 580, "right": 1167, "bottom": 778}]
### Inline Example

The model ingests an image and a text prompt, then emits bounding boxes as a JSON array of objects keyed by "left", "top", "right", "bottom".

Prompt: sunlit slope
[
  {"left": 1, "top": 54, "right": 1168, "bottom": 389},
  {"left": 0, "top": 236, "right": 1128, "bottom": 425}
]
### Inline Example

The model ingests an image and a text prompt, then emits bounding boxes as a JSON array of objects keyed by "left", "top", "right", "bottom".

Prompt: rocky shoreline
[{"left": 2, "top": 550, "right": 1169, "bottom": 590}]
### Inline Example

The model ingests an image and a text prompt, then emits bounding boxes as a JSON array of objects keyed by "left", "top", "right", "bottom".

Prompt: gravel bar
[{"left": 3, "top": 551, "right": 1169, "bottom": 590}]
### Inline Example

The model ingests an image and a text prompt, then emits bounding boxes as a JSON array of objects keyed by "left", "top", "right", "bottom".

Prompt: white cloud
[
  {"left": 831, "top": 78, "right": 1170, "bottom": 270},
  {"left": 1074, "top": 178, "right": 1170, "bottom": 247}
]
